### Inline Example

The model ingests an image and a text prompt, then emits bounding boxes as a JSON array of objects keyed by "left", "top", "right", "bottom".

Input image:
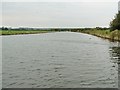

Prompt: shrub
[{"left": 110, "top": 11, "right": 120, "bottom": 30}]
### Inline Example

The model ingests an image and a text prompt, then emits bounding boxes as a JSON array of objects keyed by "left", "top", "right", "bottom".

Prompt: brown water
[{"left": 2, "top": 32, "right": 119, "bottom": 88}]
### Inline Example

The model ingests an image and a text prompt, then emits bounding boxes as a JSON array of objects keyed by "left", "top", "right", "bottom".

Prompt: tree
[
  {"left": 2, "top": 27, "right": 8, "bottom": 30},
  {"left": 110, "top": 11, "right": 120, "bottom": 30}
]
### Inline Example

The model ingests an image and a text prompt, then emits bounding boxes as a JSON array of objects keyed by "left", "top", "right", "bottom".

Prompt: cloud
[{"left": 2, "top": 2, "right": 118, "bottom": 27}]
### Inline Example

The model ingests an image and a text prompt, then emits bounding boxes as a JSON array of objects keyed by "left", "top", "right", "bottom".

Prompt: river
[{"left": 2, "top": 32, "right": 119, "bottom": 88}]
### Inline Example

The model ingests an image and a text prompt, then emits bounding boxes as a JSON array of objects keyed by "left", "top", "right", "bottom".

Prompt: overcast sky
[{"left": 1, "top": 0, "right": 120, "bottom": 28}]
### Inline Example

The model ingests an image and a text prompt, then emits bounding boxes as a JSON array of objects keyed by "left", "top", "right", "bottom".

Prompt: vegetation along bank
[
  {"left": 79, "top": 29, "right": 120, "bottom": 41},
  {"left": 79, "top": 11, "right": 120, "bottom": 41},
  {"left": 0, "top": 30, "right": 53, "bottom": 35}
]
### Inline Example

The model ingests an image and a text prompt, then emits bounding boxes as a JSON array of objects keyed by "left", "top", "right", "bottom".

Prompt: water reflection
[
  {"left": 109, "top": 42, "right": 120, "bottom": 89},
  {"left": 109, "top": 44, "right": 120, "bottom": 64}
]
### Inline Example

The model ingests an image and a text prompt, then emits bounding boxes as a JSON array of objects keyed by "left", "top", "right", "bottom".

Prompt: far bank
[{"left": 0, "top": 30, "right": 54, "bottom": 35}]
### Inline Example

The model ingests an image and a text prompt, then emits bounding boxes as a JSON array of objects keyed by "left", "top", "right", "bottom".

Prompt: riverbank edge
[
  {"left": 79, "top": 30, "right": 120, "bottom": 42},
  {"left": 0, "top": 30, "right": 55, "bottom": 36}
]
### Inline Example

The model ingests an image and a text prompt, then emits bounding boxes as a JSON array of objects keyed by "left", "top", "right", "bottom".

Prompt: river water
[{"left": 2, "top": 32, "right": 119, "bottom": 88}]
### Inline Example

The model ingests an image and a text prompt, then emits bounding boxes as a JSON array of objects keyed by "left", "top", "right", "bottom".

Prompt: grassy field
[
  {"left": 79, "top": 30, "right": 120, "bottom": 41},
  {"left": 0, "top": 30, "right": 53, "bottom": 35}
]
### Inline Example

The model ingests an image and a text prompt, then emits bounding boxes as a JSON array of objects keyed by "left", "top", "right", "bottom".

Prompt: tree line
[{"left": 110, "top": 11, "right": 120, "bottom": 30}]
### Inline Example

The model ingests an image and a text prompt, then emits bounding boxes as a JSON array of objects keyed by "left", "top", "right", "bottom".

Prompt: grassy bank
[
  {"left": 79, "top": 30, "right": 120, "bottom": 41},
  {"left": 0, "top": 30, "right": 53, "bottom": 35}
]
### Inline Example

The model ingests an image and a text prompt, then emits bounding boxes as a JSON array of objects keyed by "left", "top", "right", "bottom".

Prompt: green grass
[
  {"left": 0, "top": 30, "right": 53, "bottom": 35},
  {"left": 79, "top": 30, "right": 120, "bottom": 41}
]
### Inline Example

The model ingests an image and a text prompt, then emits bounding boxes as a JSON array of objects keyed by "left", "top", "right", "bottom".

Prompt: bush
[{"left": 110, "top": 11, "right": 120, "bottom": 30}]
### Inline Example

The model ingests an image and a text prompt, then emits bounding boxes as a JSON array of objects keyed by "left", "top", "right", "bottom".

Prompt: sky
[{"left": 1, "top": 0, "right": 120, "bottom": 28}]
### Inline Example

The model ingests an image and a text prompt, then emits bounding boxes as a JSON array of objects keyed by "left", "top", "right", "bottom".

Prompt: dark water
[{"left": 2, "top": 32, "right": 119, "bottom": 88}]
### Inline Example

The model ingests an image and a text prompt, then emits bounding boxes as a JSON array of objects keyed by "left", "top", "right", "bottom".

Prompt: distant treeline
[
  {"left": 0, "top": 27, "right": 109, "bottom": 32},
  {"left": 0, "top": 27, "right": 51, "bottom": 31}
]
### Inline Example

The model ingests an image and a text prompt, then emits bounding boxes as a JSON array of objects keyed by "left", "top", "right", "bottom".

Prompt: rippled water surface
[{"left": 2, "top": 32, "right": 119, "bottom": 88}]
